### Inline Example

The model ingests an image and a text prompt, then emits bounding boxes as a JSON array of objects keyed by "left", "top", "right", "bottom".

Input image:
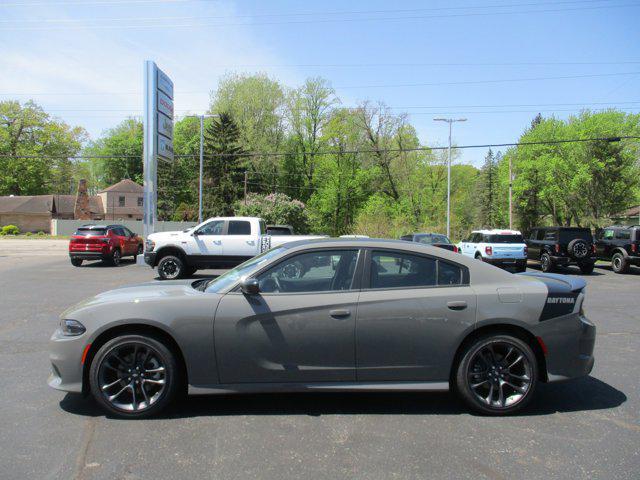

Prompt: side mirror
[{"left": 240, "top": 277, "right": 260, "bottom": 295}]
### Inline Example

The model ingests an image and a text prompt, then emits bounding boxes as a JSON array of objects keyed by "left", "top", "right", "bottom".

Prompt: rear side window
[
  {"left": 543, "top": 230, "right": 558, "bottom": 241},
  {"left": 228, "top": 221, "right": 251, "bottom": 235},
  {"left": 603, "top": 229, "right": 615, "bottom": 239},
  {"left": 616, "top": 230, "right": 631, "bottom": 240},
  {"left": 74, "top": 227, "right": 106, "bottom": 236},
  {"left": 370, "top": 251, "right": 465, "bottom": 289}
]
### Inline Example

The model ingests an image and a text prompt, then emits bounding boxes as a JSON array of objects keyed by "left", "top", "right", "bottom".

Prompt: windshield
[
  {"left": 204, "top": 246, "right": 287, "bottom": 293},
  {"left": 486, "top": 234, "right": 524, "bottom": 243},
  {"left": 415, "top": 234, "right": 451, "bottom": 245}
]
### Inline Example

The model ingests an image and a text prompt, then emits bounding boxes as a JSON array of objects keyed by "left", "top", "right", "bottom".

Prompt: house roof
[
  {"left": 53, "top": 195, "right": 104, "bottom": 215},
  {"left": 0, "top": 195, "right": 54, "bottom": 214},
  {"left": 619, "top": 205, "right": 640, "bottom": 217},
  {"left": 99, "top": 179, "right": 143, "bottom": 194}
]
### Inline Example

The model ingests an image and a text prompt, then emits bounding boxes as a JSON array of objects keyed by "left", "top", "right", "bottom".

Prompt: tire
[
  {"left": 516, "top": 264, "right": 527, "bottom": 273},
  {"left": 567, "top": 239, "right": 589, "bottom": 259},
  {"left": 611, "top": 253, "right": 629, "bottom": 274},
  {"left": 105, "top": 248, "right": 121, "bottom": 266},
  {"left": 455, "top": 334, "right": 538, "bottom": 415},
  {"left": 157, "top": 255, "right": 185, "bottom": 280},
  {"left": 475, "top": 253, "right": 483, "bottom": 262},
  {"left": 540, "top": 253, "right": 554, "bottom": 272},
  {"left": 70, "top": 258, "right": 83, "bottom": 267},
  {"left": 579, "top": 262, "right": 595, "bottom": 275},
  {"left": 133, "top": 244, "right": 143, "bottom": 260},
  {"left": 89, "top": 334, "right": 180, "bottom": 419}
]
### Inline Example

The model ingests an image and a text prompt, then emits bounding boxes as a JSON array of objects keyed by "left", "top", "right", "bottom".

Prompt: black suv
[
  {"left": 526, "top": 227, "right": 596, "bottom": 274},
  {"left": 595, "top": 225, "right": 640, "bottom": 273}
]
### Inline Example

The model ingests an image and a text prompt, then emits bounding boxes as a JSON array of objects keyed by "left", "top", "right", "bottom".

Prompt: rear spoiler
[{"left": 517, "top": 271, "right": 586, "bottom": 293}]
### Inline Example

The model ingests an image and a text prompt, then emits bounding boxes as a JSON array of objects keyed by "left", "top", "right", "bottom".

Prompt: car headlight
[
  {"left": 60, "top": 319, "right": 86, "bottom": 336},
  {"left": 145, "top": 239, "right": 155, "bottom": 251}
]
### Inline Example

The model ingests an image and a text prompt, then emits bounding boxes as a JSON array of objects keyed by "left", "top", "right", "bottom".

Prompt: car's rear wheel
[
  {"left": 611, "top": 253, "right": 629, "bottom": 274},
  {"left": 455, "top": 334, "right": 538, "bottom": 415},
  {"left": 70, "top": 258, "right": 83, "bottom": 267},
  {"left": 540, "top": 253, "right": 554, "bottom": 272},
  {"left": 579, "top": 262, "right": 595, "bottom": 274},
  {"left": 157, "top": 255, "right": 185, "bottom": 280},
  {"left": 107, "top": 248, "right": 121, "bottom": 266},
  {"left": 89, "top": 335, "right": 180, "bottom": 419}
]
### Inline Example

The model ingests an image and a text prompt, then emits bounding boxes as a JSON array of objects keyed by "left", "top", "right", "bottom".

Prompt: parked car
[
  {"left": 526, "top": 227, "right": 596, "bottom": 274},
  {"left": 266, "top": 224, "right": 294, "bottom": 236},
  {"left": 400, "top": 232, "right": 459, "bottom": 252},
  {"left": 69, "top": 224, "right": 143, "bottom": 267},
  {"left": 50, "top": 238, "right": 595, "bottom": 418},
  {"left": 595, "top": 225, "right": 640, "bottom": 273},
  {"left": 458, "top": 229, "right": 527, "bottom": 271},
  {"left": 144, "top": 216, "right": 325, "bottom": 280}
]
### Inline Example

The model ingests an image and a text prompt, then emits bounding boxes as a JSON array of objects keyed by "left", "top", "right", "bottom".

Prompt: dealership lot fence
[{"left": 51, "top": 219, "right": 197, "bottom": 237}]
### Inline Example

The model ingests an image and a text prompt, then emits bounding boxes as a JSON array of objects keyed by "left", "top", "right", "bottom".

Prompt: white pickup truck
[{"left": 144, "top": 216, "right": 325, "bottom": 279}]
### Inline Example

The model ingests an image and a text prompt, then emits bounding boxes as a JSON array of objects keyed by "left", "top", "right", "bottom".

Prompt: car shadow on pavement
[
  {"left": 595, "top": 264, "right": 640, "bottom": 276},
  {"left": 526, "top": 263, "right": 606, "bottom": 276},
  {"left": 59, "top": 376, "right": 625, "bottom": 419}
]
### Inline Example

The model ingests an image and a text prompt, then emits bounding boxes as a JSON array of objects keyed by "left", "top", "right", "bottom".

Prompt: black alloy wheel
[
  {"left": 157, "top": 255, "right": 184, "bottom": 280},
  {"left": 89, "top": 335, "right": 179, "bottom": 418},
  {"left": 456, "top": 335, "right": 538, "bottom": 415}
]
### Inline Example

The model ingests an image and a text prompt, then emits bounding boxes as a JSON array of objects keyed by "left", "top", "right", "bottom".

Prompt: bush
[
  {"left": 37, "top": 231, "right": 46, "bottom": 236},
  {"left": 25, "top": 231, "right": 33, "bottom": 236},
  {"left": 234, "top": 193, "right": 310, "bottom": 234},
  {"left": 1, "top": 225, "right": 20, "bottom": 235}
]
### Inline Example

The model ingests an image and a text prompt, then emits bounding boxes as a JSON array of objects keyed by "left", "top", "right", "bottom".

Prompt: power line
[
  {"left": 0, "top": 0, "right": 197, "bottom": 7},
  {"left": 1, "top": 1, "right": 636, "bottom": 30},
  {"left": 2, "top": 136, "right": 638, "bottom": 159}
]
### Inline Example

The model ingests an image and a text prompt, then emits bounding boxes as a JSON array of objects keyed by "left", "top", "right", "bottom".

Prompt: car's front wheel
[
  {"left": 89, "top": 334, "right": 180, "bottom": 419},
  {"left": 540, "top": 253, "right": 554, "bottom": 272},
  {"left": 611, "top": 253, "right": 629, "bottom": 274},
  {"left": 455, "top": 334, "right": 538, "bottom": 415},
  {"left": 157, "top": 255, "right": 185, "bottom": 280},
  {"left": 70, "top": 258, "right": 83, "bottom": 267}
]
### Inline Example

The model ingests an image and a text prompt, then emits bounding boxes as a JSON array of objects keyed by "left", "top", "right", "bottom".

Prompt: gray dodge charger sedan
[{"left": 49, "top": 238, "right": 595, "bottom": 418}]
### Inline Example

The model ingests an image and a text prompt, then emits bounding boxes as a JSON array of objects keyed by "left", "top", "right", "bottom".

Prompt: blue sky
[{"left": 0, "top": 0, "right": 638, "bottom": 165}]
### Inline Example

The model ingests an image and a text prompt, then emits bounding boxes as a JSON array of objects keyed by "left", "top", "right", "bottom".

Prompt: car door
[
  {"left": 222, "top": 219, "right": 258, "bottom": 259},
  {"left": 355, "top": 249, "right": 476, "bottom": 382},
  {"left": 214, "top": 248, "right": 362, "bottom": 384},
  {"left": 192, "top": 219, "right": 225, "bottom": 256},
  {"left": 596, "top": 228, "right": 613, "bottom": 258},
  {"left": 527, "top": 229, "right": 539, "bottom": 259},
  {"left": 121, "top": 227, "right": 137, "bottom": 255},
  {"left": 111, "top": 227, "right": 129, "bottom": 254}
]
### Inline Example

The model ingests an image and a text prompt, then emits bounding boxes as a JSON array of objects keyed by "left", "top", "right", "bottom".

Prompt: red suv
[{"left": 69, "top": 224, "right": 143, "bottom": 267}]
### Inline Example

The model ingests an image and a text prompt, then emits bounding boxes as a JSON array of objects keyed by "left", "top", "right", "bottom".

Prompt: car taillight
[
  {"left": 452, "top": 245, "right": 458, "bottom": 253},
  {"left": 485, "top": 246, "right": 493, "bottom": 256},
  {"left": 555, "top": 244, "right": 560, "bottom": 254},
  {"left": 632, "top": 243, "right": 638, "bottom": 253},
  {"left": 591, "top": 244, "right": 596, "bottom": 254}
]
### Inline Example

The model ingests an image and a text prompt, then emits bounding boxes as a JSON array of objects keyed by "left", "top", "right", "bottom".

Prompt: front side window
[
  {"left": 197, "top": 220, "right": 224, "bottom": 235},
  {"left": 228, "top": 220, "right": 251, "bottom": 235},
  {"left": 257, "top": 250, "right": 359, "bottom": 293}
]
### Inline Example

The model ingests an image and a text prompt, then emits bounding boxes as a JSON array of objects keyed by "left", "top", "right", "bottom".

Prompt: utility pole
[
  {"left": 434, "top": 118, "right": 467, "bottom": 238},
  {"left": 508, "top": 156, "right": 513, "bottom": 229},
  {"left": 186, "top": 114, "right": 219, "bottom": 224},
  {"left": 244, "top": 171, "right": 248, "bottom": 205}
]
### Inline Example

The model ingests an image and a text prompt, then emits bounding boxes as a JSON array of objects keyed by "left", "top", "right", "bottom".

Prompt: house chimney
[{"left": 74, "top": 179, "right": 92, "bottom": 220}]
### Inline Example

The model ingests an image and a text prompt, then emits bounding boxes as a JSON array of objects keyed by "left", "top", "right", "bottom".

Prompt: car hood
[
  {"left": 61, "top": 279, "right": 205, "bottom": 317},
  {"left": 147, "top": 230, "right": 191, "bottom": 241}
]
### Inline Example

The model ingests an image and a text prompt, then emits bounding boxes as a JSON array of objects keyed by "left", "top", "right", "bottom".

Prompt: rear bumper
[
  {"left": 532, "top": 313, "right": 596, "bottom": 382},
  {"left": 483, "top": 257, "right": 527, "bottom": 268},
  {"left": 69, "top": 252, "right": 109, "bottom": 260},
  {"left": 550, "top": 255, "right": 595, "bottom": 266}
]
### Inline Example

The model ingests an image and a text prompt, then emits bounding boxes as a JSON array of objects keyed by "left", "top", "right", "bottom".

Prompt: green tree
[
  {"left": 202, "top": 112, "right": 246, "bottom": 217},
  {"left": 235, "top": 193, "right": 310, "bottom": 233},
  {"left": 477, "top": 149, "right": 501, "bottom": 228},
  {"left": 0, "top": 100, "right": 86, "bottom": 195}
]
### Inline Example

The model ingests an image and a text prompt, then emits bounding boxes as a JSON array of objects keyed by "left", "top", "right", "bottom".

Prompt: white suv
[{"left": 458, "top": 229, "right": 527, "bottom": 272}]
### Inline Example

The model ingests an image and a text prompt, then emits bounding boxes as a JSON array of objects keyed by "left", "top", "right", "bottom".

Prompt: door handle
[
  {"left": 447, "top": 301, "right": 467, "bottom": 310},
  {"left": 213, "top": 240, "right": 222, "bottom": 245},
  {"left": 246, "top": 240, "right": 255, "bottom": 245},
  {"left": 329, "top": 309, "right": 351, "bottom": 318}
]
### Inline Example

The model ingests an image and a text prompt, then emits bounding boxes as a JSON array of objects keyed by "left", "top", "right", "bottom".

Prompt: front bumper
[
  {"left": 144, "top": 251, "right": 157, "bottom": 267},
  {"left": 48, "top": 328, "right": 87, "bottom": 393},
  {"left": 533, "top": 313, "right": 596, "bottom": 382}
]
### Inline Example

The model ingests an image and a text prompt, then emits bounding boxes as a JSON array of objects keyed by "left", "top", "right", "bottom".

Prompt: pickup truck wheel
[
  {"left": 158, "top": 255, "right": 184, "bottom": 280},
  {"left": 70, "top": 258, "right": 83, "bottom": 267},
  {"left": 611, "top": 253, "right": 629, "bottom": 274},
  {"left": 540, "top": 253, "right": 554, "bottom": 272}
]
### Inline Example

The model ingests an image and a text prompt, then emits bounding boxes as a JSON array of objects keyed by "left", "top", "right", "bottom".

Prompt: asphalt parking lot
[{"left": 0, "top": 244, "right": 638, "bottom": 479}]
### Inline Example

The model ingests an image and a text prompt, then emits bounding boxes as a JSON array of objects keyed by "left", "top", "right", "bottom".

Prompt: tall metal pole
[
  {"left": 434, "top": 118, "right": 466, "bottom": 239},
  {"left": 199, "top": 115, "right": 204, "bottom": 224},
  {"left": 508, "top": 156, "right": 513, "bottom": 229},
  {"left": 447, "top": 121, "right": 452, "bottom": 238}
]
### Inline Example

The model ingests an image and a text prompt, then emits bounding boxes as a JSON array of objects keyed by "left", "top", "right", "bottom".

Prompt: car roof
[
  {"left": 471, "top": 229, "right": 522, "bottom": 235},
  {"left": 78, "top": 224, "right": 125, "bottom": 229}
]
